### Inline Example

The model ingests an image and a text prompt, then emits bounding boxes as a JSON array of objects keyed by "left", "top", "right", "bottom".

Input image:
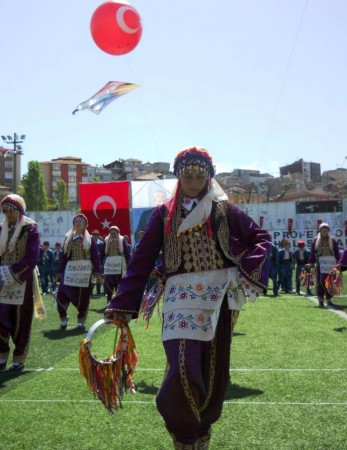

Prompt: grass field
[{"left": 0, "top": 279, "right": 346, "bottom": 450}]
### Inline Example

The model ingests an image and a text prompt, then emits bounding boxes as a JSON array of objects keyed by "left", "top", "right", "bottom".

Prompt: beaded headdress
[{"left": 173, "top": 146, "right": 215, "bottom": 177}]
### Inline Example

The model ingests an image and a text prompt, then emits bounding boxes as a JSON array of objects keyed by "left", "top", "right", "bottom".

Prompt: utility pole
[{"left": 1, "top": 133, "right": 25, "bottom": 193}]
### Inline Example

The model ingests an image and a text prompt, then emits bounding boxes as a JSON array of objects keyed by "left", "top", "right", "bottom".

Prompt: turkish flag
[{"left": 80, "top": 181, "right": 131, "bottom": 238}]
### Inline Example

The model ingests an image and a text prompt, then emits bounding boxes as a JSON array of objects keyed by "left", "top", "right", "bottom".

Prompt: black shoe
[
  {"left": 327, "top": 301, "right": 335, "bottom": 307},
  {"left": 319, "top": 301, "right": 324, "bottom": 308},
  {"left": 0, "top": 361, "right": 7, "bottom": 371},
  {"left": 60, "top": 321, "right": 68, "bottom": 330},
  {"left": 9, "top": 363, "right": 25, "bottom": 372},
  {"left": 76, "top": 323, "right": 85, "bottom": 330}
]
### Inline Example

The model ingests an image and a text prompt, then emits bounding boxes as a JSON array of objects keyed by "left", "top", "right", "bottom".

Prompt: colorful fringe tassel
[
  {"left": 140, "top": 273, "right": 165, "bottom": 329},
  {"left": 79, "top": 321, "right": 138, "bottom": 414},
  {"left": 300, "top": 267, "right": 315, "bottom": 288},
  {"left": 324, "top": 269, "right": 343, "bottom": 297}
]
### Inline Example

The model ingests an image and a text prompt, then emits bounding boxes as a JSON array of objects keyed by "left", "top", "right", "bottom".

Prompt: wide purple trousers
[
  {"left": 104, "top": 274, "right": 122, "bottom": 302},
  {"left": 57, "top": 284, "right": 91, "bottom": 324},
  {"left": 0, "top": 277, "right": 34, "bottom": 364},
  {"left": 156, "top": 298, "right": 239, "bottom": 446}
]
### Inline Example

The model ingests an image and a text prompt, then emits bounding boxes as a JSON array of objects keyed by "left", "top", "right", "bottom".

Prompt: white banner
[
  {"left": 64, "top": 260, "right": 92, "bottom": 287},
  {"left": 104, "top": 256, "right": 122, "bottom": 275}
]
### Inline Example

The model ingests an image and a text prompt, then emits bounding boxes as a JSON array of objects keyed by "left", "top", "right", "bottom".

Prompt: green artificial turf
[{"left": 0, "top": 280, "right": 346, "bottom": 449}]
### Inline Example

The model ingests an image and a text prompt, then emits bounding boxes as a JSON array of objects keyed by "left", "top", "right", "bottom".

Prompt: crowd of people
[
  {"left": 0, "top": 146, "right": 346, "bottom": 449},
  {"left": 267, "top": 223, "right": 342, "bottom": 307}
]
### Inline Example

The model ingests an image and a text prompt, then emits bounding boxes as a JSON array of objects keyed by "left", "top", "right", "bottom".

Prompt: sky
[{"left": 1, "top": 0, "right": 347, "bottom": 178}]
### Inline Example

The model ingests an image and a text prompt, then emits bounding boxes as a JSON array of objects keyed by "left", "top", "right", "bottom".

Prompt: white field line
[
  {"left": 0, "top": 399, "right": 346, "bottom": 406},
  {"left": 8, "top": 367, "right": 347, "bottom": 372},
  {"left": 305, "top": 294, "right": 347, "bottom": 319}
]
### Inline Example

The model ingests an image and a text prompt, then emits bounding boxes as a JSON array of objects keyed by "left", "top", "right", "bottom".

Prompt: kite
[{"left": 72, "top": 81, "right": 140, "bottom": 115}]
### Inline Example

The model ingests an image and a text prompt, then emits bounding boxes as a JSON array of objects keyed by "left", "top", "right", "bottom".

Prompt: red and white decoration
[{"left": 90, "top": 1, "right": 143, "bottom": 55}]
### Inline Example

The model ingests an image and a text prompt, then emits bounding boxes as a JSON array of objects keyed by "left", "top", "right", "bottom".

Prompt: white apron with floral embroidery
[
  {"left": 162, "top": 267, "right": 249, "bottom": 342},
  {"left": 0, "top": 265, "right": 26, "bottom": 305}
]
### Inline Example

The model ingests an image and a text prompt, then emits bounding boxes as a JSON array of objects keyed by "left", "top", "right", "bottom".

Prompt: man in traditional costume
[
  {"left": 293, "top": 240, "right": 311, "bottom": 295},
  {"left": 51, "top": 241, "right": 63, "bottom": 293},
  {"left": 40, "top": 240, "right": 54, "bottom": 294},
  {"left": 105, "top": 146, "right": 271, "bottom": 449},
  {"left": 101, "top": 226, "right": 131, "bottom": 302},
  {"left": 56, "top": 214, "right": 103, "bottom": 330},
  {"left": 90, "top": 229, "right": 105, "bottom": 297},
  {"left": 0, "top": 194, "right": 41, "bottom": 371},
  {"left": 307, "top": 223, "right": 340, "bottom": 308},
  {"left": 278, "top": 238, "right": 294, "bottom": 293},
  {"left": 269, "top": 243, "right": 279, "bottom": 296}
]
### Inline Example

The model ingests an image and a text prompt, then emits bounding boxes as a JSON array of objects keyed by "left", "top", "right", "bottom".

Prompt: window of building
[
  {"left": 68, "top": 176, "right": 76, "bottom": 183},
  {"left": 68, "top": 186, "right": 77, "bottom": 201},
  {"left": 4, "top": 162, "right": 12, "bottom": 169},
  {"left": 53, "top": 164, "right": 61, "bottom": 171},
  {"left": 5, "top": 172, "right": 13, "bottom": 179},
  {"left": 68, "top": 164, "right": 76, "bottom": 172}
]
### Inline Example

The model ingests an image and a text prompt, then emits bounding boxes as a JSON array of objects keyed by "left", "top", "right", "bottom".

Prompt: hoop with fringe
[
  {"left": 324, "top": 268, "right": 343, "bottom": 297},
  {"left": 300, "top": 266, "right": 315, "bottom": 288},
  {"left": 79, "top": 318, "right": 138, "bottom": 414}
]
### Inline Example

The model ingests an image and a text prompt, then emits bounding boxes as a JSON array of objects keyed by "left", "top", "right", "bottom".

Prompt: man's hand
[{"left": 104, "top": 310, "right": 132, "bottom": 324}]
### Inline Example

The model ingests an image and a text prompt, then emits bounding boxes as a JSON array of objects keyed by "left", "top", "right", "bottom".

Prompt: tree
[
  {"left": 257, "top": 179, "right": 280, "bottom": 202},
  {"left": 53, "top": 179, "right": 70, "bottom": 210},
  {"left": 242, "top": 182, "right": 257, "bottom": 204},
  {"left": 19, "top": 161, "right": 49, "bottom": 211}
]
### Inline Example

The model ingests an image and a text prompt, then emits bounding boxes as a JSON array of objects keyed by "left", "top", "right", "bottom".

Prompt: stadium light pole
[{"left": 1, "top": 133, "right": 25, "bottom": 193}]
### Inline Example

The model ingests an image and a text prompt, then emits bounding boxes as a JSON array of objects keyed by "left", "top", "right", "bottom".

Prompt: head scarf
[
  {"left": 319, "top": 222, "right": 330, "bottom": 231},
  {"left": 73, "top": 213, "right": 88, "bottom": 227},
  {"left": 0, "top": 194, "right": 35, "bottom": 256},
  {"left": 105, "top": 226, "right": 121, "bottom": 253},
  {"left": 63, "top": 213, "right": 91, "bottom": 254},
  {"left": 315, "top": 223, "right": 333, "bottom": 253},
  {"left": 1, "top": 194, "right": 27, "bottom": 216}
]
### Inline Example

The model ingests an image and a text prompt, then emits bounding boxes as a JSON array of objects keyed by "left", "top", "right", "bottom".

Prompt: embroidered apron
[
  {"left": 162, "top": 267, "right": 246, "bottom": 342},
  {"left": 64, "top": 260, "right": 92, "bottom": 287},
  {"left": 0, "top": 265, "right": 26, "bottom": 305}
]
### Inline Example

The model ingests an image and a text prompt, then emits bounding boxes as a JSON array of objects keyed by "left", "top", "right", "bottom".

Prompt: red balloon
[{"left": 90, "top": 1, "right": 143, "bottom": 55}]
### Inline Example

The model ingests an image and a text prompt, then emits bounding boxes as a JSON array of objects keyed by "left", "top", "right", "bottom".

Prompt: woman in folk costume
[
  {"left": 307, "top": 223, "right": 340, "bottom": 308},
  {"left": 56, "top": 214, "right": 103, "bottom": 330},
  {"left": 0, "top": 194, "right": 41, "bottom": 371},
  {"left": 101, "top": 226, "right": 131, "bottom": 302},
  {"left": 105, "top": 146, "right": 271, "bottom": 449}
]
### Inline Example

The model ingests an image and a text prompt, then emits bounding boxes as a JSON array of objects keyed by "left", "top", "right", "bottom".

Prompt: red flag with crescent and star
[{"left": 79, "top": 181, "right": 131, "bottom": 238}]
